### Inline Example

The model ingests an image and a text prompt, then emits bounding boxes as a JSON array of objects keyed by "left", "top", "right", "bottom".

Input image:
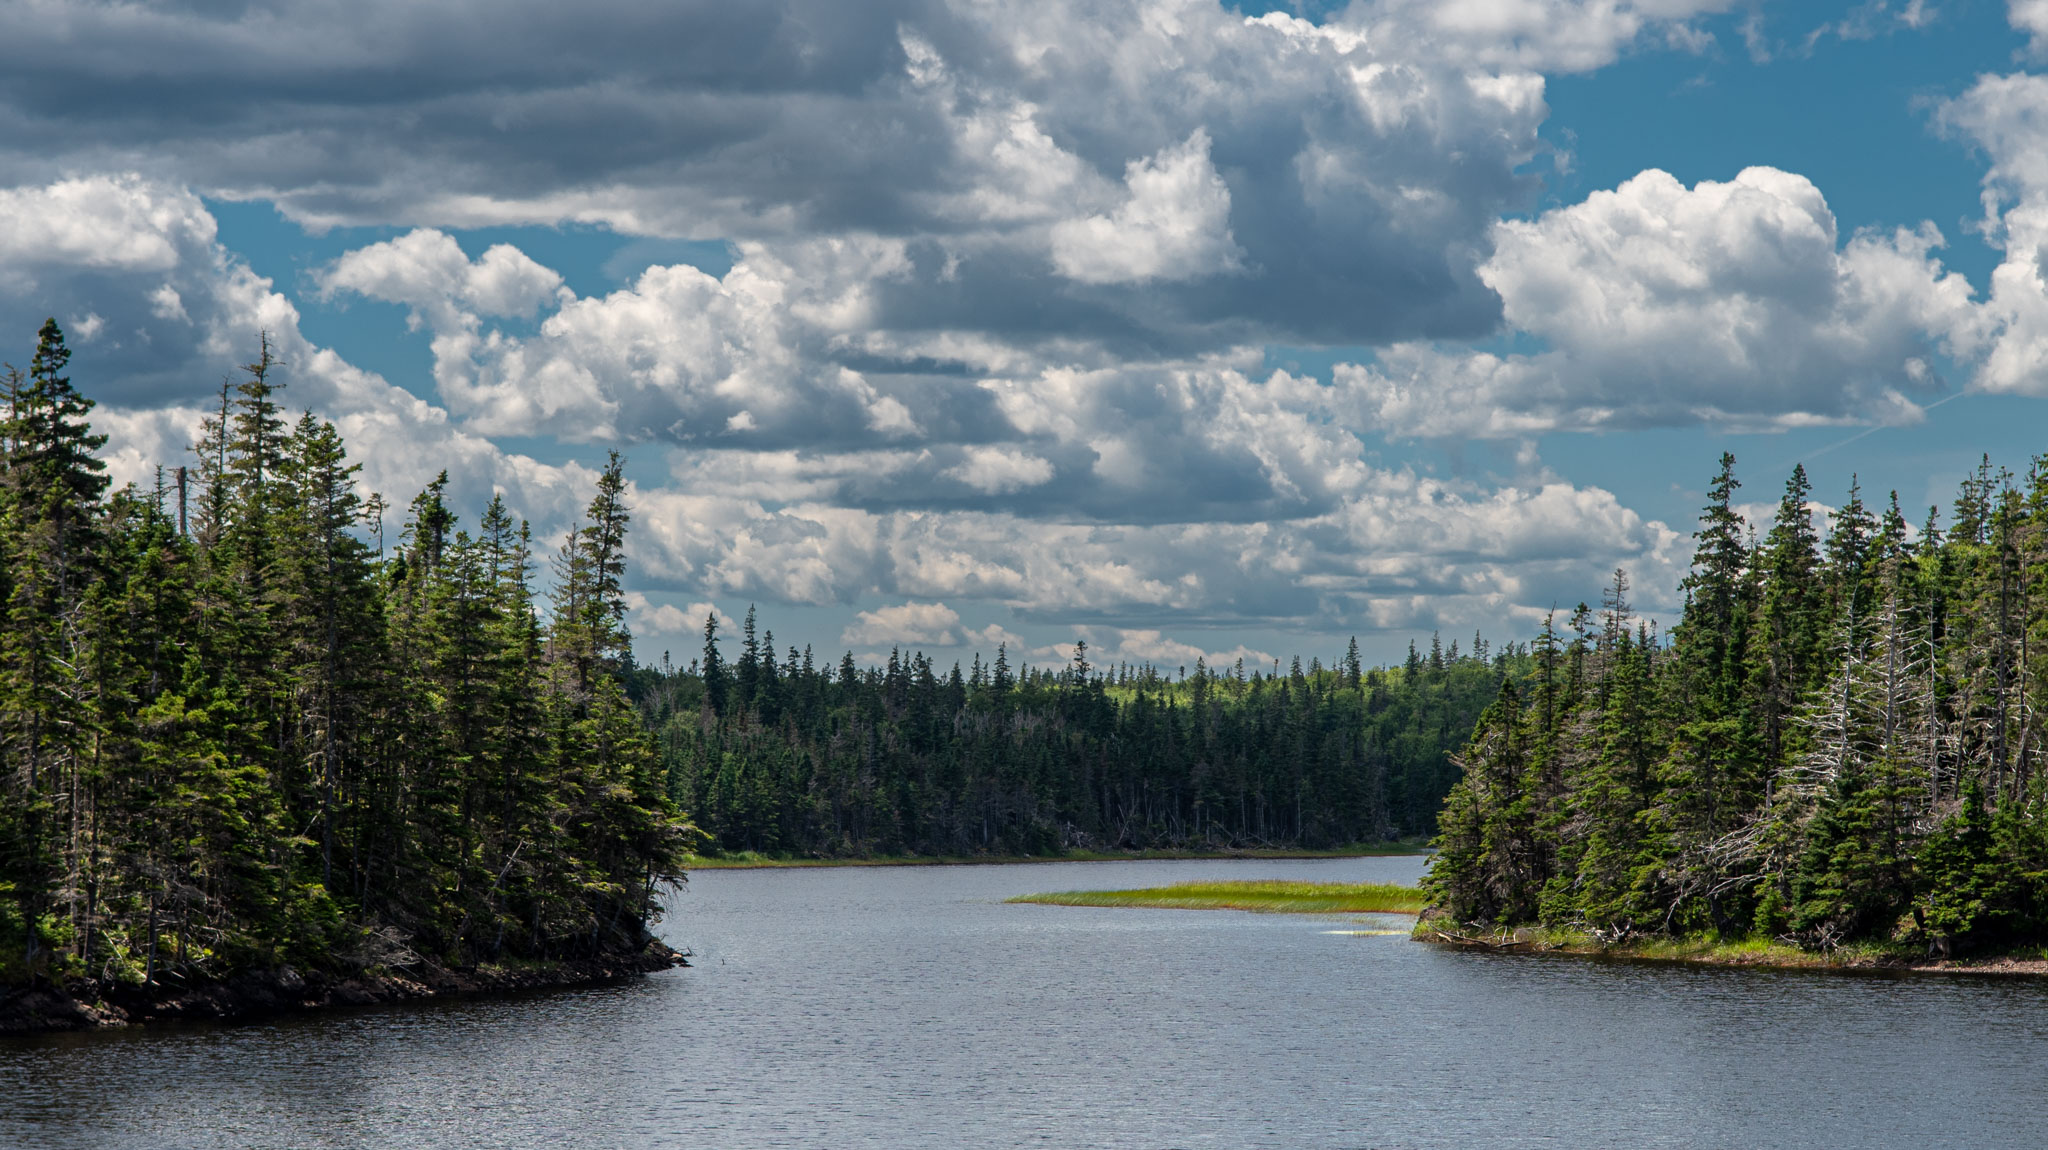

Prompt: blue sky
[{"left": 4, "top": 0, "right": 2048, "bottom": 671}]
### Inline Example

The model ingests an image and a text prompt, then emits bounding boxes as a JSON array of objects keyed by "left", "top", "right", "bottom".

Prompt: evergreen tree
[{"left": 0, "top": 326, "right": 690, "bottom": 990}]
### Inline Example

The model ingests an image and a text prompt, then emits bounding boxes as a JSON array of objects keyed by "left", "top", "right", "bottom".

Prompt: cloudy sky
[{"left": 1, "top": 0, "right": 2044, "bottom": 671}]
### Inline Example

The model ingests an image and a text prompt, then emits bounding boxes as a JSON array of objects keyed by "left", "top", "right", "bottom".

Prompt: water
[{"left": 6, "top": 855, "right": 2048, "bottom": 1149}]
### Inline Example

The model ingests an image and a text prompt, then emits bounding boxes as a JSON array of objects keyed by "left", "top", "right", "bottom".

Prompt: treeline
[
  {"left": 1430, "top": 453, "right": 2048, "bottom": 955},
  {"left": 630, "top": 617, "right": 1526, "bottom": 857},
  {"left": 1, "top": 321, "right": 691, "bottom": 990}
]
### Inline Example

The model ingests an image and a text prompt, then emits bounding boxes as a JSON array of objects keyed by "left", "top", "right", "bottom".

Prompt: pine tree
[
  {"left": 1751, "top": 464, "right": 1827, "bottom": 773},
  {"left": 0, "top": 319, "right": 110, "bottom": 974},
  {"left": 0, "top": 327, "right": 693, "bottom": 989}
]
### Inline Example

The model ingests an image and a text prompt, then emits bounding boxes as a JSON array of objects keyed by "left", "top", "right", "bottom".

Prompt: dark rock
[{"left": 0, "top": 942, "right": 688, "bottom": 1034}]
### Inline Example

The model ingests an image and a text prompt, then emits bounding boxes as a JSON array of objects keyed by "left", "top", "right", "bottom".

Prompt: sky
[{"left": 2, "top": 0, "right": 2047, "bottom": 673}]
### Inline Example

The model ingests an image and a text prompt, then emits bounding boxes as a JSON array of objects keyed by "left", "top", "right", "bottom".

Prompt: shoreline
[
  {"left": 1416, "top": 925, "right": 2048, "bottom": 978},
  {"left": 684, "top": 845, "right": 1429, "bottom": 869},
  {"left": 0, "top": 941, "right": 688, "bottom": 1035}
]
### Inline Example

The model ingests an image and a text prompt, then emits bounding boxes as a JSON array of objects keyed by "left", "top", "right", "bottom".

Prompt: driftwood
[{"left": 1427, "top": 929, "right": 1535, "bottom": 952}]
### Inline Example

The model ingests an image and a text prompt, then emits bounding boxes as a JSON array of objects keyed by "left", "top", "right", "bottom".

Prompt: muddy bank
[{"left": 0, "top": 942, "right": 688, "bottom": 1035}]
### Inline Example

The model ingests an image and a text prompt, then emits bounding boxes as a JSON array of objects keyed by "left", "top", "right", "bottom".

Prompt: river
[{"left": 5, "top": 855, "right": 2048, "bottom": 1148}]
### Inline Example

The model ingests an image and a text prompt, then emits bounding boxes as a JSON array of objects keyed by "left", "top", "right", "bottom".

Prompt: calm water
[{"left": 6, "top": 855, "right": 2048, "bottom": 1149}]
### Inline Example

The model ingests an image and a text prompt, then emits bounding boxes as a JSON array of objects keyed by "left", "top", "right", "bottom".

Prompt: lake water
[{"left": 6, "top": 855, "right": 2048, "bottom": 1149}]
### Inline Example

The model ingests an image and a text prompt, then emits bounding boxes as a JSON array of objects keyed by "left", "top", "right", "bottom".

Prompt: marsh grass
[{"left": 1008, "top": 879, "right": 1426, "bottom": 914}]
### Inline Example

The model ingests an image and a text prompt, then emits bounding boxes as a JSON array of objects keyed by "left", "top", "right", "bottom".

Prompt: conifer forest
[
  {"left": 0, "top": 319, "right": 1509, "bottom": 995},
  {"left": 1429, "top": 453, "right": 2048, "bottom": 956},
  {"left": 630, "top": 620, "right": 1515, "bottom": 858},
  {"left": 0, "top": 320, "right": 692, "bottom": 990},
  {"left": 25, "top": 312, "right": 2048, "bottom": 995}
]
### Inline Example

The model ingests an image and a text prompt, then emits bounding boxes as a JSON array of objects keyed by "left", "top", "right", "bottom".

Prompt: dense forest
[
  {"left": 0, "top": 320, "right": 691, "bottom": 992},
  {"left": 1430, "top": 453, "right": 2048, "bottom": 956},
  {"left": 629, "top": 618, "right": 1522, "bottom": 858}
]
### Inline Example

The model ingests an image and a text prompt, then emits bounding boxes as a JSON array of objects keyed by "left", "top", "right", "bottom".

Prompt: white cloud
[
  {"left": 2013, "top": 0, "right": 2048, "bottom": 54},
  {"left": 0, "top": 175, "right": 602, "bottom": 560},
  {"left": 0, "top": 2, "right": 1854, "bottom": 652},
  {"left": 1084, "top": 627, "right": 1277, "bottom": 671},
  {"left": 1345, "top": 167, "right": 1978, "bottom": 435},
  {"left": 626, "top": 593, "right": 734, "bottom": 644},
  {"left": 1936, "top": 73, "right": 2048, "bottom": 396},
  {"left": 0, "top": 0, "right": 1694, "bottom": 354},
  {"left": 841, "top": 601, "right": 964, "bottom": 647},
  {"left": 0, "top": 175, "right": 214, "bottom": 281},
  {"left": 0, "top": 172, "right": 1706, "bottom": 647},
  {"left": 943, "top": 445, "right": 1055, "bottom": 494},
  {"left": 321, "top": 229, "right": 919, "bottom": 445},
  {"left": 92, "top": 404, "right": 208, "bottom": 494},
  {"left": 964, "top": 622, "right": 1029, "bottom": 653},
  {"left": 321, "top": 229, "right": 566, "bottom": 322},
  {"left": 622, "top": 455, "right": 1686, "bottom": 629},
  {"left": 1050, "top": 130, "right": 1244, "bottom": 285}
]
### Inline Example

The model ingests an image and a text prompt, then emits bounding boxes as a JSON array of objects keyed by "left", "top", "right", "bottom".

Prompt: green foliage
[
  {"left": 0, "top": 323, "right": 692, "bottom": 989},
  {"left": 631, "top": 629, "right": 1524, "bottom": 859},
  {"left": 1426, "top": 448, "right": 2048, "bottom": 958}
]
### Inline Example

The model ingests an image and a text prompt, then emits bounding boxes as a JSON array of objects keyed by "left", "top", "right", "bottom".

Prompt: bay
[{"left": 5, "top": 856, "right": 2048, "bottom": 1149}]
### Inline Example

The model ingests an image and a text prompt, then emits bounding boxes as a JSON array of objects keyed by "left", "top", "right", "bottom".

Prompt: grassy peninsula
[{"left": 1010, "top": 879, "right": 1425, "bottom": 914}]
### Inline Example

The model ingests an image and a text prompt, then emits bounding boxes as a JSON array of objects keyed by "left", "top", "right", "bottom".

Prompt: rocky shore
[
  {"left": 1416, "top": 920, "right": 2048, "bottom": 977},
  {"left": 0, "top": 941, "right": 688, "bottom": 1034}
]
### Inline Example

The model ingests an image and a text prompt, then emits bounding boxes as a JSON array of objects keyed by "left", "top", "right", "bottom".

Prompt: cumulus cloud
[
  {"left": 0, "top": 175, "right": 280, "bottom": 406},
  {"left": 1344, "top": 167, "right": 1979, "bottom": 436},
  {"left": 0, "top": 3, "right": 1807, "bottom": 651},
  {"left": 1351, "top": 0, "right": 1744, "bottom": 74},
  {"left": 1050, "top": 130, "right": 1243, "bottom": 285},
  {"left": 0, "top": 163, "right": 1697, "bottom": 652},
  {"left": 320, "top": 230, "right": 925, "bottom": 446},
  {"left": 322, "top": 229, "right": 566, "bottom": 322},
  {"left": 964, "top": 622, "right": 1029, "bottom": 653},
  {"left": 942, "top": 445, "right": 1055, "bottom": 494},
  {"left": 0, "top": 0, "right": 1738, "bottom": 359},
  {"left": 1077, "top": 627, "right": 1277, "bottom": 672},
  {"left": 0, "top": 175, "right": 213, "bottom": 277},
  {"left": 0, "top": 175, "right": 601, "bottom": 552},
  {"left": 626, "top": 594, "right": 735, "bottom": 645},
  {"left": 621, "top": 457, "right": 1686, "bottom": 632},
  {"left": 2014, "top": 0, "right": 2048, "bottom": 54},
  {"left": 1936, "top": 72, "right": 2048, "bottom": 396},
  {"left": 842, "top": 601, "right": 964, "bottom": 647}
]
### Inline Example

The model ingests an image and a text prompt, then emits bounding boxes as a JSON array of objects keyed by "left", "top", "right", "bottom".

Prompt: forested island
[
  {"left": 1, "top": 320, "right": 692, "bottom": 1029},
  {"left": 1429, "top": 453, "right": 2048, "bottom": 963},
  {"left": 627, "top": 621, "right": 1516, "bottom": 859}
]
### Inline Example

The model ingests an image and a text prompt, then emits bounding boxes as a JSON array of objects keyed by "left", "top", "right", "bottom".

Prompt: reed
[{"left": 1008, "top": 879, "right": 1425, "bottom": 914}]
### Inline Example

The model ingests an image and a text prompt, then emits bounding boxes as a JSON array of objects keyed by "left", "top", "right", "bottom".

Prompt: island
[{"left": 1, "top": 322, "right": 692, "bottom": 1032}]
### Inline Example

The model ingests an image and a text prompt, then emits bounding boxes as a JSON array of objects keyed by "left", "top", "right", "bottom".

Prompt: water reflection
[{"left": 5, "top": 856, "right": 2047, "bottom": 1149}]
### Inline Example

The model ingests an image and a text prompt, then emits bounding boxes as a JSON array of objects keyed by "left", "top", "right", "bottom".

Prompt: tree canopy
[
  {"left": 630, "top": 616, "right": 1522, "bottom": 858},
  {"left": 0, "top": 321, "right": 692, "bottom": 990},
  {"left": 1428, "top": 452, "right": 2048, "bottom": 957}
]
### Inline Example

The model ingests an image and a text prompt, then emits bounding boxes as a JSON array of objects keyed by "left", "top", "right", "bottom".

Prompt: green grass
[{"left": 1007, "top": 879, "right": 1427, "bottom": 914}]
